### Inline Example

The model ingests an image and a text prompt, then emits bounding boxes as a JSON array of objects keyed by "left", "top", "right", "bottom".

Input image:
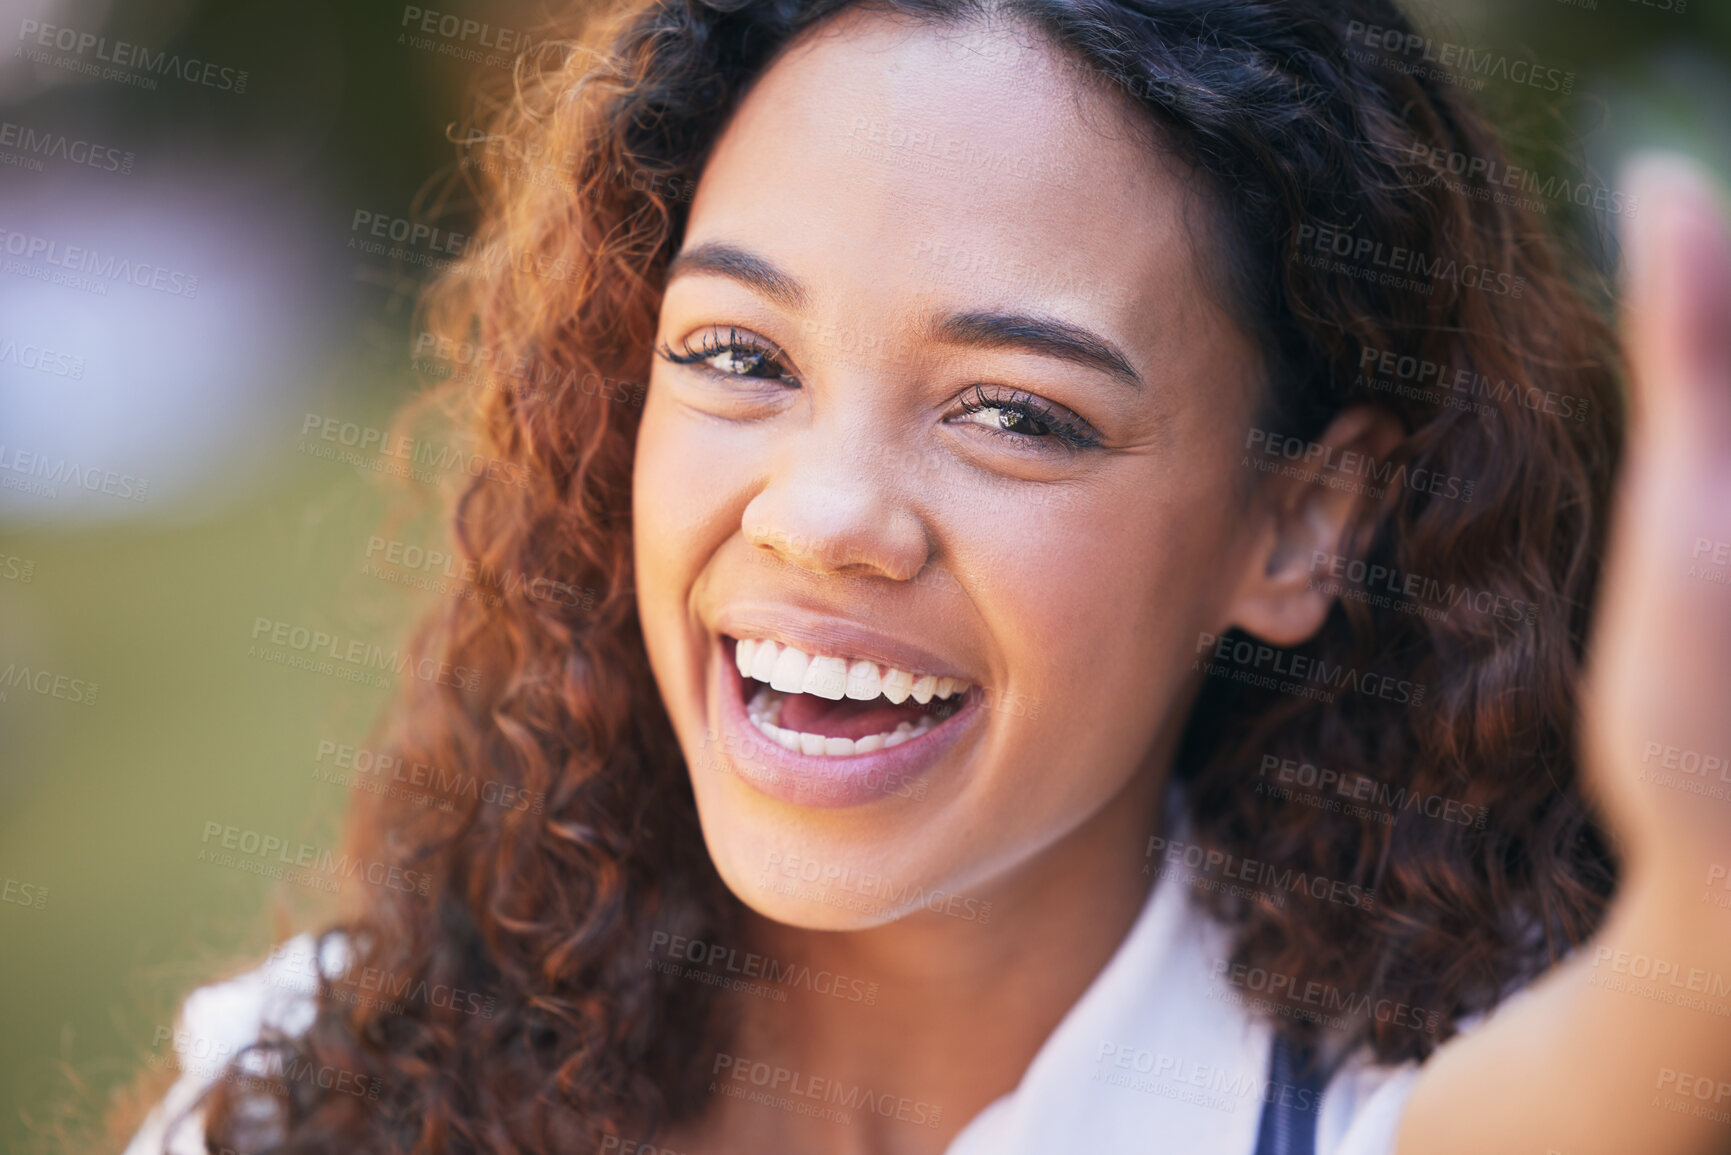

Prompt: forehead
[{"left": 680, "top": 8, "right": 1219, "bottom": 352}]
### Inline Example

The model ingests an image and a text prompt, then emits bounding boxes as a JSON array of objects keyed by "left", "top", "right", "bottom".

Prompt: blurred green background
[{"left": 1, "top": 0, "right": 1728, "bottom": 1151}]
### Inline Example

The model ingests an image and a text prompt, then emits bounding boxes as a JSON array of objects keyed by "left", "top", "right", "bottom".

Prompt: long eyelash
[
  {"left": 653, "top": 325, "right": 797, "bottom": 382},
  {"left": 957, "top": 383, "right": 1102, "bottom": 450}
]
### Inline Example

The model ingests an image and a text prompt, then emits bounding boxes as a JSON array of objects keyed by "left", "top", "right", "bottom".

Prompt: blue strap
[{"left": 1251, "top": 1034, "right": 1327, "bottom": 1155}]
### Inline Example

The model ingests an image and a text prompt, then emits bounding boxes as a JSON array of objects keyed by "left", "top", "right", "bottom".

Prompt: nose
[{"left": 740, "top": 418, "right": 931, "bottom": 581}]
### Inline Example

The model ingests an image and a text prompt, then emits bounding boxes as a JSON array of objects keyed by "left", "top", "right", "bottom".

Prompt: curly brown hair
[{"left": 172, "top": 0, "right": 1624, "bottom": 1149}]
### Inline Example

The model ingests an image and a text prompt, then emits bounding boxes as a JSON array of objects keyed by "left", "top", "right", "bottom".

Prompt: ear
[{"left": 1223, "top": 404, "right": 1406, "bottom": 648}]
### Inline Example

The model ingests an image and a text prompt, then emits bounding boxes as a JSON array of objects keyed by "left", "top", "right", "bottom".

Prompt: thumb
[{"left": 1620, "top": 153, "right": 1731, "bottom": 459}]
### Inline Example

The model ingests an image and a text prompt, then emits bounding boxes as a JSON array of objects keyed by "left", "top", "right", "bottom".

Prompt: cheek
[
  {"left": 633, "top": 379, "right": 750, "bottom": 586},
  {"left": 965, "top": 490, "right": 1214, "bottom": 799},
  {"left": 632, "top": 387, "right": 746, "bottom": 738}
]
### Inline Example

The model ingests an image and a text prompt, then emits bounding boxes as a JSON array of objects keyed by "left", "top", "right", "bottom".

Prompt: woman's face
[{"left": 633, "top": 10, "right": 1291, "bottom": 928}]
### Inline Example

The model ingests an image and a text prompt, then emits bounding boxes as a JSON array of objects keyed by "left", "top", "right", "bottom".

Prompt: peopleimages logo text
[
  {"left": 250, "top": 618, "right": 480, "bottom": 691},
  {"left": 0, "top": 661, "right": 98, "bottom": 705},
  {"left": 1407, "top": 143, "right": 1636, "bottom": 220},
  {"left": 0, "top": 444, "right": 149, "bottom": 501},
  {"left": 0, "top": 120, "right": 134, "bottom": 175},
  {"left": 200, "top": 821, "right": 432, "bottom": 896},
  {"left": 1293, "top": 222, "right": 1524, "bottom": 299},
  {"left": 0, "top": 226, "right": 199, "bottom": 297},
  {"left": 298, "top": 413, "right": 532, "bottom": 488},
  {"left": 16, "top": 20, "right": 249, "bottom": 92},
  {"left": 1343, "top": 21, "right": 1574, "bottom": 94}
]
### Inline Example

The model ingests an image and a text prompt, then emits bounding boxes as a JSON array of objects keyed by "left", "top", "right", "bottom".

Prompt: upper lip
[{"left": 713, "top": 603, "right": 977, "bottom": 682}]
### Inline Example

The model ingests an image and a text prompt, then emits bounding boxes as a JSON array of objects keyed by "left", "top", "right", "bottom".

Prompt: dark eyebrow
[
  {"left": 666, "top": 242, "right": 1143, "bottom": 391},
  {"left": 665, "top": 241, "right": 810, "bottom": 312},
  {"left": 931, "top": 311, "right": 1144, "bottom": 392}
]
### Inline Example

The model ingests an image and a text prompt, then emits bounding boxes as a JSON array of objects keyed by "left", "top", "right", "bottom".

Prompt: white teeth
[
  {"left": 770, "top": 646, "right": 810, "bottom": 693},
  {"left": 741, "top": 684, "right": 937, "bottom": 758},
  {"left": 749, "top": 640, "right": 781, "bottom": 683},
  {"left": 881, "top": 667, "right": 914, "bottom": 704},
  {"left": 732, "top": 635, "right": 972, "bottom": 707},
  {"left": 845, "top": 660, "right": 882, "bottom": 700},
  {"left": 802, "top": 655, "right": 849, "bottom": 700}
]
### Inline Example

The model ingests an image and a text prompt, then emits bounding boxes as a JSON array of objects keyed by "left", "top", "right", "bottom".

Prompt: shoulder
[
  {"left": 1156, "top": 798, "right": 1546, "bottom": 1155},
  {"left": 1200, "top": 892, "right": 1547, "bottom": 1155},
  {"left": 122, "top": 933, "right": 343, "bottom": 1155},
  {"left": 946, "top": 854, "right": 1526, "bottom": 1155}
]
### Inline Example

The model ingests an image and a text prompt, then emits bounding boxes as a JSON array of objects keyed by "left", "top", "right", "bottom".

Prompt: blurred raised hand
[
  {"left": 1402, "top": 156, "right": 1731, "bottom": 1155},
  {"left": 1585, "top": 157, "right": 1731, "bottom": 881}
]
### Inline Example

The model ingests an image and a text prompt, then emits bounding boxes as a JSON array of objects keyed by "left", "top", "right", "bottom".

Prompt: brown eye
[
  {"left": 950, "top": 383, "right": 1101, "bottom": 451},
  {"left": 957, "top": 403, "right": 1052, "bottom": 437},
  {"left": 706, "top": 347, "right": 783, "bottom": 378},
  {"left": 656, "top": 325, "right": 799, "bottom": 384}
]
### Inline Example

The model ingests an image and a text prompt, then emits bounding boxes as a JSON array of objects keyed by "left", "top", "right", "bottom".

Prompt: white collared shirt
[
  {"left": 942, "top": 860, "right": 1425, "bottom": 1155},
  {"left": 127, "top": 864, "right": 1432, "bottom": 1155}
]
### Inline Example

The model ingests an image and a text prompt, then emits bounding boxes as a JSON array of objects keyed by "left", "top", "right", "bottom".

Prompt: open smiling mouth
[{"left": 728, "top": 636, "right": 971, "bottom": 758}]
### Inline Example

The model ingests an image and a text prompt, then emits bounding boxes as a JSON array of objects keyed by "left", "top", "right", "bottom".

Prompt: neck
[{"left": 683, "top": 757, "right": 1168, "bottom": 1155}]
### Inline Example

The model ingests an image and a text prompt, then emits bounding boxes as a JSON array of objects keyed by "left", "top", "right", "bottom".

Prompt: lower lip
[{"left": 708, "top": 638, "right": 980, "bottom": 809}]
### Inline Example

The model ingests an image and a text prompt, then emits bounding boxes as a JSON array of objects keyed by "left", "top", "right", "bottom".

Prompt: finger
[{"left": 1619, "top": 153, "right": 1731, "bottom": 457}]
